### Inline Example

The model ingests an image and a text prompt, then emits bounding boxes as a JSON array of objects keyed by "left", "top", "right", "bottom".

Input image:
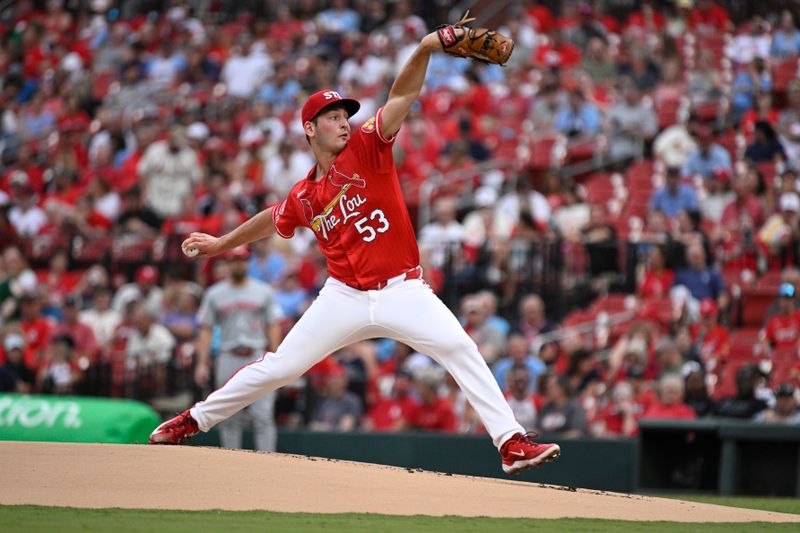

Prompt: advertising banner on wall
[{"left": 0, "top": 394, "right": 159, "bottom": 444}]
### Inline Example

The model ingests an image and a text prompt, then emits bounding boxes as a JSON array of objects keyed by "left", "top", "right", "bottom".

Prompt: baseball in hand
[{"left": 183, "top": 246, "right": 199, "bottom": 257}]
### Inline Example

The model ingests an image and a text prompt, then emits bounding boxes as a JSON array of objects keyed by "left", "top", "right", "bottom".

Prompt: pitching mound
[{"left": 1, "top": 441, "right": 798, "bottom": 522}]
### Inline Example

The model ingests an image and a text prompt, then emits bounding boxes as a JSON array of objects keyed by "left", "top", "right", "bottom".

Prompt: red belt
[
  {"left": 355, "top": 266, "right": 423, "bottom": 291},
  {"left": 230, "top": 346, "right": 258, "bottom": 357}
]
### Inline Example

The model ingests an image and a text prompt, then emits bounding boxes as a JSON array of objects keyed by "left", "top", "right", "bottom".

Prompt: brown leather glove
[{"left": 436, "top": 10, "right": 514, "bottom": 66}]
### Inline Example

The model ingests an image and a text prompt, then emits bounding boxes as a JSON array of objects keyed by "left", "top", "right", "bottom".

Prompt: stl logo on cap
[{"left": 301, "top": 89, "right": 361, "bottom": 126}]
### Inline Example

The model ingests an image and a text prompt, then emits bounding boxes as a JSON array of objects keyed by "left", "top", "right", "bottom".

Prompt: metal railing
[{"left": 530, "top": 309, "right": 638, "bottom": 359}]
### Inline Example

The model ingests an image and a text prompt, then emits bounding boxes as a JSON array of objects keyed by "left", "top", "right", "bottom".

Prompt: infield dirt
[{"left": 2, "top": 441, "right": 798, "bottom": 522}]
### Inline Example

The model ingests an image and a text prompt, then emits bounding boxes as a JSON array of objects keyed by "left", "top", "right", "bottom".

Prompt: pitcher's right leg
[
  {"left": 191, "top": 279, "right": 372, "bottom": 432},
  {"left": 150, "top": 279, "right": 372, "bottom": 444}
]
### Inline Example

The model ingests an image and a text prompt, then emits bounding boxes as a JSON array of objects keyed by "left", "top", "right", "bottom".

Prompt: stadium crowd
[{"left": 2, "top": 0, "right": 800, "bottom": 441}]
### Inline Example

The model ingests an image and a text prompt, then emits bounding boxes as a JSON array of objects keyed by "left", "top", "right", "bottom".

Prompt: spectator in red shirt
[
  {"left": 720, "top": 173, "right": 766, "bottom": 235},
  {"left": 592, "top": 381, "right": 639, "bottom": 437},
  {"left": 639, "top": 245, "right": 675, "bottom": 299},
  {"left": 409, "top": 371, "right": 457, "bottom": 432},
  {"left": 51, "top": 295, "right": 99, "bottom": 369},
  {"left": 628, "top": 364, "right": 659, "bottom": 415},
  {"left": 689, "top": 0, "right": 732, "bottom": 34},
  {"left": 641, "top": 373, "right": 698, "bottom": 420},
  {"left": 37, "top": 250, "right": 82, "bottom": 306},
  {"left": 692, "top": 299, "right": 730, "bottom": 374},
  {"left": 364, "top": 369, "right": 419, "bottom": 432},
  {"left": 533, "top": 29, "right": 581, "bottom": 69},
  {"left": 760, "top": 283, "right": 800, "bottom": 353},
  {"left": 624, "top": 0, "right": 665, "bottom": 38},
  {"left": 527, "top": 1, "right": 555, "bottom": 33},
  {"left": 18, "top": 293, "right": 53, "bottom": 371}
]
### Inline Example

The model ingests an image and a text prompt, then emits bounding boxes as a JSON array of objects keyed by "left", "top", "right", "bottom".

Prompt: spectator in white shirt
[
  {"left": 727, "top": 16, "right": 771, "bottom": 65},
  {"left": 79, "top": 287, "right": 121, "bottom": 351},
  {"left": 221, "top": 38, "right": 272, "bottom": 99},
  {"left": 338, "top": 43, "right": 390, "bottom": 88},
  {"left": 137, "top": 125, "right": 201, "bottom": 219},
  {"left": 8, "top": 186, "right": 47, "bottom": 237},
  {"left": 263, "top": 142, "right": 315, "bottom": 200},
  {"left": 418, "top": 196, "right": 466, "bottom": 269},
  {"left": 146, "top": 41, "right": 186, "bottom": 87}
]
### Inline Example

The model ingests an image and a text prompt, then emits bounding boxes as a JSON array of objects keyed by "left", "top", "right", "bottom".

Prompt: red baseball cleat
[
  {"left": 500, "top": 432, "right": 561, "bottom": 474},
  {"left": 149, "top": 409, "right": 199, "bottom": 445}
]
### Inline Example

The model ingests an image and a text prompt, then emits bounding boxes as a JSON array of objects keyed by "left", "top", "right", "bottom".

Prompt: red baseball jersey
[
  {"left": 272, "top": 108, "right": 419, "bottom": 289},
  {"left": 763, "top": 311, "right": 800, "bottom": 349}
]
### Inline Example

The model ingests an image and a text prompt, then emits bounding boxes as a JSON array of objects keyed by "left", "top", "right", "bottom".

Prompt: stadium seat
[
  {"left": 625, "top": 160, "right": 654, "bottom": 185},
  {"left": 561, "top": 309, "right": 597, "bottom": 329},
  {"left": 528, "top": 136, "right": 559, "bottom": 170},
  {"left": 638, "top": 296, "right": 674, "bottom": 326},
  {"left": 754, "top": 270, "right": 783, "bottom": 294},
  {"left": 770, "top": 358, "right": 800, "bottom": 387},
  {"left": 772, "top": 59, "right": 799, "bottom": 93},
  {"left": 755, "top": 161, "right": 777, "bottom": 189},
  {"left": 590, "top": 294, "right": 631, "bottom": 314},
  {"left": 739, "top": 292, "right": 774, "bottom": 327},
  {"left": 656, "top": 98, "right": 682, "bottom": 129}
]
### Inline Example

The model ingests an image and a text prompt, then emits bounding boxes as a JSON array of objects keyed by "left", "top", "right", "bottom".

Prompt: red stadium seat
[
  {"left": 693, "top": 101, "right": 720, "bottom": 123},
  {"left": 773, "top": 59, "right": 799, "bottom": 93},
  {"left": 656, "top": 98, "right": 682, "bottom": 129},
  {"left": 740, "top": 292, "right": 775, "bottom": 327},
  {"left": 771, "top": 358, "right": 800, "bottom": 387},
  {"left": 71, "top": 236, "right": 113, "bottom": 264},
  {"left": 712, "top": 362, "right": 744, "bottom": 400},
  {"left": 585, "top": 182, "right": 616, "bottom": 205},
  {"left": 728, "top": 328, "right": 762, "bottom": 357},
  {"left": 755, "top": 161, "right": 777, "bottom": 189},
  {"left": 566, "top": 137, "right": 600, "bottom": 162},
  {"left": 625, "top": 160, "right": 655, "bottom": 184},
  {"left": 590, "top": 294, "right": 631, "bottom": 314},
  {"left": 638, "top": 296, "right": 674, "bottom": 326},
  {"left": 713, "top": 130, "right": 738, "bottom": 161},
  {"left": 561, "top": 309, "right": 596, "bottom": 329},
  {"left": 584, "top": 172, "right": 614, "bottom": 189},
  {"left": 528, "top": 136, "right": 558, "bottom": 170},
  {"left": 754, "top": 270, "right": 783, "bottom": 294},
  {"left": 91, "top": 70, "right": 118, "bottom": 100}
]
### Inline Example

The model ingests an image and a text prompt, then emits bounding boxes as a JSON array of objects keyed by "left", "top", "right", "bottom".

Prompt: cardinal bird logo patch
[
  {"left": 329, "top": 165, "right": 366, "bottom": 189},
  {"left": 361, "top": 116, "right": 376, "bottom": 134}
]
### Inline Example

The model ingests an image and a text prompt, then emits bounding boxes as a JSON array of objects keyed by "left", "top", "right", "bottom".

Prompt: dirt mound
[{"left": 1, "top": 441, "right": 797, "bottom": 522}]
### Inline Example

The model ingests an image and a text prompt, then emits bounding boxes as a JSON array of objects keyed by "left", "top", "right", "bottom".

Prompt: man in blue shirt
[
  {"left": 673, "top": 242, "right": 727, "bottom": 302},
  {"left": 682, "top": 127, "right": 733, "bottom": 181},
  {"left": 492, "top": 333, "right": 547, "bottom": 392},
  {"left": 554, "top": 88, "right": 601, "bottom": 136},
  {"left": 649, "top": 166, "right": 700, "bottom": 217}
]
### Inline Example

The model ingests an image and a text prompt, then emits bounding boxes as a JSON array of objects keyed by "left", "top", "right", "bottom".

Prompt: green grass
[
  {"left": 0, "top": 506, "right": 797, "bottom": 533},
  {"left": 662, "top": 495, "right": 800, "bottom": 516}
]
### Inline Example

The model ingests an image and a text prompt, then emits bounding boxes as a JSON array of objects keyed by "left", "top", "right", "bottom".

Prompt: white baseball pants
[
  {"left": 191, "top": 277, "right": 524, "bottom": 448},
  {"left": 215, "top": 354, "right": 277, "bottom": 452}
]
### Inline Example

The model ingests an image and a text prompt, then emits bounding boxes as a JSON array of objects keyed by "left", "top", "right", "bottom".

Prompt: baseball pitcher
[{"left": 151, "top": 14, "right": 560, "bottom": 474}]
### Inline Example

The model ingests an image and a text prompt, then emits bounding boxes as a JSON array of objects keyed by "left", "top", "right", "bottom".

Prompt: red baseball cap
[
  {"left": 700, "top": 299, "right": 717, "bottom": 316},
  {"left": 301, "top": 89, "right": 360, "bottom": 127},
  {"left": 136, "top": 265, "right": 158, "bottom": 284},
  {"left": 224, "top": 245, "right": 251, "bottom": 261}
]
